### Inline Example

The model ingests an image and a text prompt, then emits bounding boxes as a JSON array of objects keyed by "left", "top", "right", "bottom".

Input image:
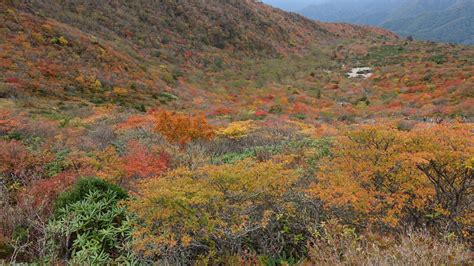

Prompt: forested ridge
[{"left": 283, "top": 0, "right": 474, "bottom": 45}]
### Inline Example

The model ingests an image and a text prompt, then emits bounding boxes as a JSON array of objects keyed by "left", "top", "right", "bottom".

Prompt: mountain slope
[
  {"left": 1, "top": 0, "right": 396, "bottom": 107},
  {"left": 18, "top": 0, "right": 341, "bottom": 59},
  {"left": 294, "top": 0, "right": 474, "bottom": 44},
  {"left": 21, "top": 0, "right": 397, "bottom": 56},
  {"left": 1, "top": 0, "right": 471, "bottom": 122}
]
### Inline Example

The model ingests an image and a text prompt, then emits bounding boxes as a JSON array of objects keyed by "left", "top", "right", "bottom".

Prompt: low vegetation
[
  {"left": 1, "top": 109, "right": 472, "bottom": 263},
  {"left": 0, "top": 0, "right": 472, "bottom": 264}
]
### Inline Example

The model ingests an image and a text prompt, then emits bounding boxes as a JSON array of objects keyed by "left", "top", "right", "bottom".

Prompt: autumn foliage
[
  {"left": 127, "top": 159, "right": 300, "bottom": 262},
  {"left": 119, "top": 141, "right": 169, "bottom": 180},
  {"left": 154, "top": 110, "right": 215, "bottom": 145},
  {"left": 0, "top": 140, "right": 49, "bottom": 187},
  {"left": 307, "top": 124, "right": 473, "bottom": 238}
]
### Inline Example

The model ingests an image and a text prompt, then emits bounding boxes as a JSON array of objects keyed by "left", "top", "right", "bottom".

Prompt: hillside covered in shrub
[{"left": 0, "top": 0, "right": 473, "bottom": 264}]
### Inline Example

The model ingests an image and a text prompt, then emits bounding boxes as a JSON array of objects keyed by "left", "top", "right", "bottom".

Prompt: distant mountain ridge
[
  {"left": 382, "top": 0, "right": 474, "bottom": 44},
  {"left": 265, "top": 0, "right": 474, "bottom": 44}
]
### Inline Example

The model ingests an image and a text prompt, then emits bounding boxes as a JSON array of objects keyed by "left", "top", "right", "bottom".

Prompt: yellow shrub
[
  {"left": 127, "top": 159, "right": 299, "bottom": 260},
  {"left": 218, "top": 120, "right": 256, "bottom": 139},
  {"left": 113, "top": 87, "right": 128, "bottom": 97},
  {"left": 93, "top": 79, "right": 102, "bottom": 92}
]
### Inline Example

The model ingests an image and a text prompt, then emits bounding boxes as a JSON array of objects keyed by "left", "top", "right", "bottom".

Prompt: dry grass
[{"left": 306, "top": 222, "right": 472, "bottom": 265}]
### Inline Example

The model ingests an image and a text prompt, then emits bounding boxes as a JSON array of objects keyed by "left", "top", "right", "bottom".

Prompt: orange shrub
[
  {"left": 306, "top": 124, "right": 473, "bottom": 236},
  {"left": 154, "top": 110, "right": 215, "bottom": 145}
]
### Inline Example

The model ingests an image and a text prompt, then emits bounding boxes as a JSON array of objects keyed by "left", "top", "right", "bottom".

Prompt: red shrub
[
  {"left": 4, "top": 77, "right": 21, "bottom": 84},
  {"left": 120, "top": 141, "right": 169, "bottom": 180},
  {"left": 212, "top": 107, "right": 233, "bottom": 116},
  {"left": 255, "top": 110, "right": 268, "bottom": 117},
  {"left": 19, "top": 170, "right": 79, "bottom": 214},
  {"left": 0, "top": 110, "right": 20, "bottom": 134},
  {"left": 0, "top": 140, "right": 49, "bottom": 186}
]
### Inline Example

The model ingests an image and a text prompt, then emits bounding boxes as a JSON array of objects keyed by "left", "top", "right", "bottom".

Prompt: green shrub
[
  {"left": 46, "top": 178, "right": 135, "bottom": 264},
  {"left": 215, "top": 149, "right": 256, "bottom": 164},
  {"left": 269, "top": 105, "right": 284, "bottom": 114},
  {"left": 50, "top": 36, "right": 68, "bottom": 46},
  {"left": 157, "top": 92, "right": 179, "bottom": 104},
  {"left": 53, "top": 177, "right": 127, "bottom": 215},
  {"left": 430, "top": 54, "right": 447, "bottom": 64},
  {"left": 293, "top": 113, "right": 306, "bottom": 120},
  {"left": 172, "top": 68, "right": 184, "bottom": 79},
  {"left": 45, "top": 149, "right": 69, "bottom": 177},
  {"left": 161, "top": 72, "right": 175, "bottom": 85},
  {"left": 0, "top": 237, "right": 13, "bottom": 260},
  {"left": 134, "top": 104, "right": 147, "bottom": 113},
  {"left": 151, "top": 49, "right": 161, "bottom": 57},
  {"left": 90, "top": 97, "right": 106, "bottom": 105},
  {"left": 4, "top": 131, "right": 22, "bottom": 141},
  {"left": 358, "top": 96, "right": 370, "bottom": 106},
  {"left": 212, "top": 57, "right": 224, "bottom": 71}
]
